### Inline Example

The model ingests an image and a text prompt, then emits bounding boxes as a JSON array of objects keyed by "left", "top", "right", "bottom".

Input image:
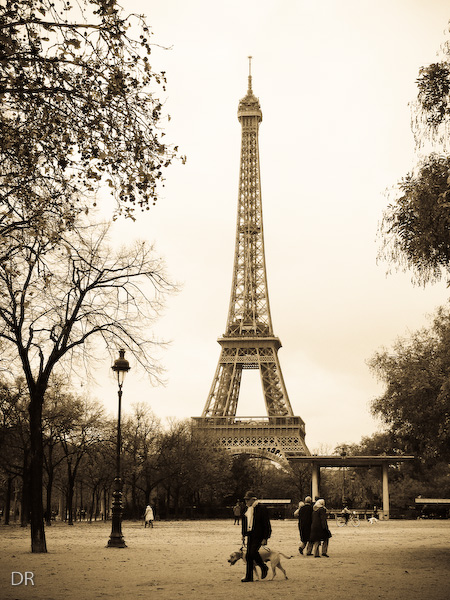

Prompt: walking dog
[{"left": 227, "top": 545, "right": 293, "bottom": 579}]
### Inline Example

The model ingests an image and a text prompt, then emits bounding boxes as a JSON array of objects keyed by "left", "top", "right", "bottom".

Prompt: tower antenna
[{"left": 248, "top": 55, "right": 252, "bottom": 92}]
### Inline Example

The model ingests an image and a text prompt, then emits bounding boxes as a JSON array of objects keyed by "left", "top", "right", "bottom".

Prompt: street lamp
[{"left": 107, "top": 349, "right": 130, "bottom": 548}]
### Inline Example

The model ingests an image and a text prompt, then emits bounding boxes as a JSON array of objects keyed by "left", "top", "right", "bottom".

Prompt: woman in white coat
[{"left": 144, "top": 505, "right": 154, "bottom": 528}]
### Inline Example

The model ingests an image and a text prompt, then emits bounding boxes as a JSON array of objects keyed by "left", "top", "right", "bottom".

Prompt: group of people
[
  {"left": 236, "top": 490, "right": 333, "bottom": 582},
  {"left": 238, "top": 490, "right": 332, "bottom": 583},
  {"left": 294, "top": 496, "right": 332, "bottom": 558}
]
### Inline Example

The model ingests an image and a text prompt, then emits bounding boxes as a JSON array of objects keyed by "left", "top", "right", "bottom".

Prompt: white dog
[
  {"left": 227, "top": 545, "right": 292, "bottom": 579},
  {"left": 368, "top": 516, "right": 378, "bottom": 524}
]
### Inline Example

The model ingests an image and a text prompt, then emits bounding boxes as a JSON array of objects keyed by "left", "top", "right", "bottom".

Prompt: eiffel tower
[{"left": 193, "top": 59, "right": 310, "bottom": 466}]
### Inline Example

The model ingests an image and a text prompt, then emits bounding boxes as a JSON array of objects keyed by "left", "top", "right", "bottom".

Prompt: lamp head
[{"left": 112, "top": 349, "right": 130, "bottom": 387}]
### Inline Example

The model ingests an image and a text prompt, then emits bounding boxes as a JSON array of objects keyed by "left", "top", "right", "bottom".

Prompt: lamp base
[
  {"left": 107, "top": 534, "right": 127, "bottom": 548},
  {"left": 106, "top": 479, "right": 127, "bottom": 548}
]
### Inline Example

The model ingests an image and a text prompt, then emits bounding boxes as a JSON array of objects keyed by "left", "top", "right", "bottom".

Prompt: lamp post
[{"left": 107, "top": 349, "right": 130, "bottom": 548}]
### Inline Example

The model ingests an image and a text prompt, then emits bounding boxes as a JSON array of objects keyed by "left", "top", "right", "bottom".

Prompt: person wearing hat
[{"left": 240, "top": 490, "right": 272, "bottom": 582}]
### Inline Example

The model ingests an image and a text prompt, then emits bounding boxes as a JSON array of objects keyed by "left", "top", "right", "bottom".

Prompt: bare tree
[
  {"left": 55, "top": 395, "right": 105, "bottom": 526},
  {"left": 80, "top": 434, "right": 116, "bottom": 522},
  {"left": 42, "top": 377, "right": 87, "bottom": 526},
  {"left": 156, "top": 419, "right": 232, "bottom": 518},
  {"left": 122, "top": 402, "right": 162, "bottom": 518},
  {"left": 0, "top": 378, "right": 31, "bottom": 525},
  {"left": 0, "top": 220, "right": 177, "bottom": 551}
]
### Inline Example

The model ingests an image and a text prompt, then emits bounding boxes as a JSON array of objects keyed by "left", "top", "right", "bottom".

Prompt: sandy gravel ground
[{"left": 0, "top": 519, "right": 449, "bottom": 600}]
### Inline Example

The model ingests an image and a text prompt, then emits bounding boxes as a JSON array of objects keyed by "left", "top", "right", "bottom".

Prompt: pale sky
[{"left": 90, "top": 0, "right": 450, "bottom": 452}]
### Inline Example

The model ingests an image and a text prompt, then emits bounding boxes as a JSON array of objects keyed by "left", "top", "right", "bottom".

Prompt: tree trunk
[
  {"left": 174, "top": 487, "right": 180, "bottom": 519},
  {"left": 89, "top": 486, "right": 98, "bottom": 522},
  {"left": 3, "top": 476, "right": 13, "bottom": 525},
  {"left": 20, "top": 453, "right": 30, "bottom": 527},
  {"left": 45, "top": 468, "right": 54, "bottom": 526},
  {"left": 66, "top": 474, "right": 75, "bottom": 525},
  {"left": 79, "top": 480, "right": 84, "bottom": 520},
  {"left": 103, "top": 487, "right": 108, "bottom": 520},
  {"left": 131, "top": 473, "right": 138, "bottom": 518},
  {"left": 28, "top": 393, "right": 47, "bottom": 552}
]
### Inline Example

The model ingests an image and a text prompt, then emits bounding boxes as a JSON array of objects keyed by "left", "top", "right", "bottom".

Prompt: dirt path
[{"left": 1, "top": 519, "right": 449, "bottom": 600}]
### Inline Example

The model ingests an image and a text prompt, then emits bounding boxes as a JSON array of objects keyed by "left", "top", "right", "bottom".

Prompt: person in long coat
[
  {"left": 295, "top": 496, "right": 313, "bottom": 554},
  {"left": 241, "top": 490, "right": 272, "bottom": 582},
  {"left": 309, "top": 498, "right": 332, "bottom": 557},
  {"left": 144, "top": 505, "right": 154, "bottom": 528}
]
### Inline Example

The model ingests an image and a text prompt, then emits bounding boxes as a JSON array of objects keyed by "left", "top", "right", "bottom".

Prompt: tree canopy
[
  {"left": 0, "top": 0, "right": 181, "bottom": 234},
  {"left": 378, "top": 23, "right": 450, "bottom": 284},
  {"left": 368, "top": 303, "right": 450, "bottom": 463},
  {"left": 416, "top": 59, "right": 450, "bottom": 137},
  {"left": 380, "top": 153, "right": 450, "bottom": 284}
]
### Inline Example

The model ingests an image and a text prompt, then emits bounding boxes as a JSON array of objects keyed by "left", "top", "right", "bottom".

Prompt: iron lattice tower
[{"left": 194, "top": 60, "right": 310, "bottom": 465}]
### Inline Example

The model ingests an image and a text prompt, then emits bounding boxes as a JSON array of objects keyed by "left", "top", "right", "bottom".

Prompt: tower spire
[{"left": 248, "top": 55, "right": 252, "bottom": 93}]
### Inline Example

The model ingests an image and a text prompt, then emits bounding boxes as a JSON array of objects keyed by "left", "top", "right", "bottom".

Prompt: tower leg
[{"left": 202, "top": 356, "right": 242, "bottom": 417}]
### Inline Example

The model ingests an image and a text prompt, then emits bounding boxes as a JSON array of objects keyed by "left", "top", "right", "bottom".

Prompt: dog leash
[{"left": 241, "top": 541, "right": 271, "bottom": 553}]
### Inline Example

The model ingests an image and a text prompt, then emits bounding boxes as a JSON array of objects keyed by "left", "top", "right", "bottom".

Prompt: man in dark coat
[
  {"left": 297, "top": 496, "right": 313, "bottom": 554},
  {"left": 241, "top": 490, "right": 272, "bottom": 582}
]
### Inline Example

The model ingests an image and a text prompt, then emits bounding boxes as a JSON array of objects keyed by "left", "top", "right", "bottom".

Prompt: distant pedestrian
[
  {"left": 310, "top": 498, "right": 332, "bottom": 557},
  {"left": 294, "top": 496, "right": 313, "bottom": 555},
  {"left": 368, "top": 506, "right": 379, "bottom": 524},
  {"left": 233, "top": 501, "right": 242, "bottom": 525},
  {"left": 341, "top": 505, "right": 351, "bottom": 524},
  {"left": 144, "top": 505, "right": 154, "bottom": 528}
]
